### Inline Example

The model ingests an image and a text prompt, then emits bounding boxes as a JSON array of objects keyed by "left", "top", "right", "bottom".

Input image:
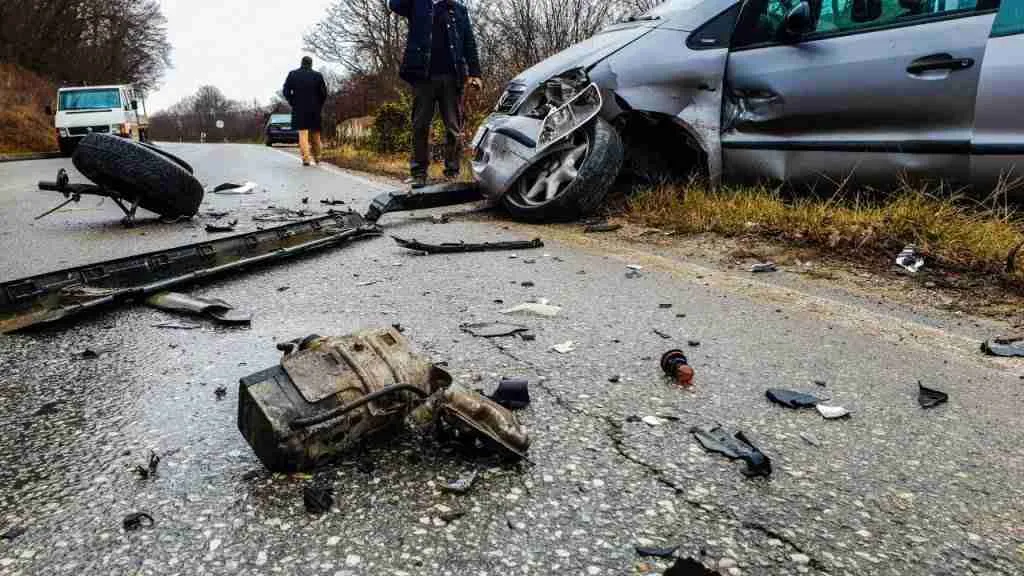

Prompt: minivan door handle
[{"left": 907, "top": 53, "right": 974, "bottom": 75}]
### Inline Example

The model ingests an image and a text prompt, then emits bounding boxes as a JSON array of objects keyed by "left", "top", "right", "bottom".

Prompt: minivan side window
[
  {"left": 991, "top": 0, "right": 1024, "bottom": 35},
  {"left": 734, "top": 0, "right": 992, "bottom": 47}
]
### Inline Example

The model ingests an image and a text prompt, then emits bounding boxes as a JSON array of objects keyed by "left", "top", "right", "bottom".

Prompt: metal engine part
[{"left": 238, "top": 326, "right": 452, "bottom": 471}]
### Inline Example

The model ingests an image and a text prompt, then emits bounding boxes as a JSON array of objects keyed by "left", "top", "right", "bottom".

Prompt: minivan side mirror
[
  {"left": 131, "top": 100, "right": 139, "bottom": 110},
  {"left": 783, "top": 1, "right": 815, "bottom": 38},
  {"left": 45, "top": 105, "right": 53, "bottom": 116}
]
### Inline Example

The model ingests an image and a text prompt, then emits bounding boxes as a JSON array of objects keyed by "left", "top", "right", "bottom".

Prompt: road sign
[{"left": 216, "top": 120, "right": 225, "bottom": 129}]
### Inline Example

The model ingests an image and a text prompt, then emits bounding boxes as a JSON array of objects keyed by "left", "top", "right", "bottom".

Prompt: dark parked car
[{"left": 265, "top": 113, "right": 298, "bottom": 146}]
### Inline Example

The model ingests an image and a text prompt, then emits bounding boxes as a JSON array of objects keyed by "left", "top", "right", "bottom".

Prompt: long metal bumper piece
[
  {"left": 0, "top": 211, "right": 379, "bottom": 333},
  {"left": 364, "top": 182, "right": 483, "bottom": 223}
]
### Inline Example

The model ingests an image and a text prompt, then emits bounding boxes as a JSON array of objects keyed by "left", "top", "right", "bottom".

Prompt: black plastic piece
[
  {"left": 364, "top": 182, "right": 483, "bottom": 222},
  {"left": 917, "top": 383, "right": 948, "bottom": 409},
  {"left": 691, "top": 425, "right": 772, "bottom": 477},
  {"left": 489, "top": 378, "right": 530, "bottom": 410},
  {"left": 393, "top": 236, "right": 544, "bottom": 254},
  {"left": 765, "top": 388, "right": 819, "bottom": 408}
]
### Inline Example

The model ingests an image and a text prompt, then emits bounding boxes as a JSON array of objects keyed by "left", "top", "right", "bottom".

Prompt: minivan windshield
[{"left": 59, "top": 88, "right": 122, "bottom": 111}]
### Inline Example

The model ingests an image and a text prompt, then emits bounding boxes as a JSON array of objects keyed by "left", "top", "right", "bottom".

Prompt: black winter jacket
[
  {"left": 283, "top": 66, "right": 328, "bottom": 131},
  {"left": 388, "top": 0, "right": 481, "bottom": 84}
]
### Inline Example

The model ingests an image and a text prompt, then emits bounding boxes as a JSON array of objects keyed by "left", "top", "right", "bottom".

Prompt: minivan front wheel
[{"left": 502, "top": 116, "right": 623, "bottom": 222}]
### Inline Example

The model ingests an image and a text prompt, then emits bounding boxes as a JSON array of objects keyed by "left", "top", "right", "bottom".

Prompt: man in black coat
[
  {"left": 283, "top": 56, "right": 328, "bottom": 166},
  {"left": 389, "top": 0, "right": 481, "bottom": 187}
]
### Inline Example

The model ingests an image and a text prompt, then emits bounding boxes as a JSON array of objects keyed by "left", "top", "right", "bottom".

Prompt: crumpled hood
[{"left": 508, "top": 23, "right": 658, "bottom": 90}]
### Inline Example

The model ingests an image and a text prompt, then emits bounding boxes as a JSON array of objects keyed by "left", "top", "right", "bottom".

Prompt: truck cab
[{"left": 51, "top": 85, "right": 149, "bottom": 156}]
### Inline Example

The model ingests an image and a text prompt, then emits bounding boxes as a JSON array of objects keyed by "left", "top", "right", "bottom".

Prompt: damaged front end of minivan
[{"left": 472, "top": 0, "right": 736, "bottom": 221}]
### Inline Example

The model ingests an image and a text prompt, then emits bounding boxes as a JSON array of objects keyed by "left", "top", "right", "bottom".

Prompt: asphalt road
[{"left": 1, "top": 144, "right": 1022, "bottom": 576}]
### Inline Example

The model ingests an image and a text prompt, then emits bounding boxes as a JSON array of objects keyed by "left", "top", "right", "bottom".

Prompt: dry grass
[
  {"left": 0, "top": 63, "right": 57, "bottom": 154},
  {"left": 628, "top": 180, "right": 1024, "bottom": 278},
  {"left": 320, "top": 144, "right": 474, "bottom": 182}
]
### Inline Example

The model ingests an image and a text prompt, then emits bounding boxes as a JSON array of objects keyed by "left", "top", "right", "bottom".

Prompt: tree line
[
  {"left": 0, "top": 0, "right": 171, "bottom": 91},
  {"left": 303, "top": 0, "right": 667, "bottom": 123}
]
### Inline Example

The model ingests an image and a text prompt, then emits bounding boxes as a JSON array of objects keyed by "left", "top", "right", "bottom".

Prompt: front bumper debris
[
  {"left": 238, "top": 327, "right": 530, "bottom": 471},
  {"left": 364, "top": 182, "right": 483, "bottom": 223},
  {"left": 393, "top": 236, "right": 543, "bottom": 254},
  {"left": 0, "top": 211, "right": 377, "bottom": 333}
]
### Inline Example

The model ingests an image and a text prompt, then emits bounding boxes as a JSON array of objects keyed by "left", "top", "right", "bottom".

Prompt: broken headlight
[{"left": 536, "top": 83, "right": 602, "bottom": 149}]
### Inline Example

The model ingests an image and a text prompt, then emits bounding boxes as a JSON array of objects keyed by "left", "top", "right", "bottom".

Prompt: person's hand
[{"left": 467, "top": 77, "right": 482, "bottom": 91}]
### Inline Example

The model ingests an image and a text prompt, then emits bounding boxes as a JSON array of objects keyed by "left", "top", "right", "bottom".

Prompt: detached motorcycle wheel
[
  {"left": 72, "top": 134, "right": 203, "bottom": 218},
  {"left": 502, "top": 116, "right": 623, "bottom": 222}
]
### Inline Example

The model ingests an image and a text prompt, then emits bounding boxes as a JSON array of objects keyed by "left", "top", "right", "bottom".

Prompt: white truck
[{"left": 47, "top": 85, "right": 149, "bottom": 156}]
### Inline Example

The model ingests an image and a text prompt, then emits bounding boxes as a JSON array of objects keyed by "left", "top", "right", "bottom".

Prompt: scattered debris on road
[
  {"left": 765, "top": 388, "right": 820, "bottom": 408},
  {"left": 625, "top": 264, "right": 643, "bottom": 279},
  {"left": 209, "top": 181, "right": 257, "bottom": 195},
  {"left": 303, "top": 484, "right": 334, "bottom": 514},
  {"left": 800, "top": 432, "right": 821, "bottom": 446},
  {"left": 320, "top": 198, "right": 346, "bottom": 206},
  {"left": 122, "top": 512, "right": 155, "bottom": 531},
  {"left": 393, "top": 236, "right": 544, "bottom": 254},
  {"left": 134, "top": 451, "right": 161, "bottom": 479},
  {"left": 660, "top": 350, "right": 694, "bottom": 387},
  {"left": 34, "top": 401, "right": 62, "bottom": 416},
  {"left": 214, "top": 386, "right": 227, "bottom": 400},
  {"left": 690, "top": 425, "right": 772, "bottom": 477},
  {"left": 664, "top": 556, "right": 718, "bottom": 575},
  {"left": 642, "top": 415, "right": 666, "bottom": 426},
  {"left": 252, "top": 207, "right": 315, "bottom": 222},
  {"left": 461, "top": 322, "right": 529, "bottom": 338},
  {"left": 79, "top": 348, "right": 100, "bottom": 359},
  {"left": 917, "top": 382, "right": 948, "bottom": 408},
  {"left": 238, "top": 327, "right": 528, "bottom": 471},
  {"left": 896, "top": 244, "right": 925, "bottom": 273},
  {"left": 653, "top": 328, "right": 672, "bottom": 339},
  {"left": 488, "top": 378, "right": 530, "bottom": 410},
  {"left": 205, "top": 219, "right": 238, "bottom": 233},
  {"left": 0, "top": 526, "right": 26, "bottom": 541},
  {"left": 816, "top": 404, "right": 851, "bottom": 419},
  {"left": 659, "top": 303, "right": 672, "bottom": 309},
  {"left": 634, "top": 545, "right": 678, "bottom": 558},
  {"left": 146, "top": 292, "right": 252, "bottom": 325},
  {"left": 501, "top": 301, "right": 562, "bottom": 317},
  {"left": 441, "top": 471, "right": 479, "bottom": 495},
  {"left": 551, "top": 340, "right": 576, "bottom": 354},
  {"left": 750, "top": 261, "right": 778, "bottom": 273},
  {"left": 981, "top": 337, "right": 1024, "bottom": 357}
]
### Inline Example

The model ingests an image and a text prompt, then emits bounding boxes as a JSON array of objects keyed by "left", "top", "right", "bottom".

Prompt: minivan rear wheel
[{"left": 502, "top": 116, "right": 623, "bottom": 222}]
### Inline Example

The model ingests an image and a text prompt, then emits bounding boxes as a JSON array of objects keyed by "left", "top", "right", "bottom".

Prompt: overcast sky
[{"left": 148, "top": 0, "right": 336, "bottom": 112}]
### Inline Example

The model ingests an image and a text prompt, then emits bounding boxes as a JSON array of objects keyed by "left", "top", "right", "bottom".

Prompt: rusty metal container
[{"left": 238, "top": 326, "right": 451, "bottom": 471}]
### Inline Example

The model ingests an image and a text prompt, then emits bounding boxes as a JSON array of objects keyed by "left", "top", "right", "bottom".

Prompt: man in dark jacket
[
  {"left": 283, "top": 56, "right": 328, "bottom": 166},
  {"left": 389, "top": 0, "right": 481, "bottom": 187}
]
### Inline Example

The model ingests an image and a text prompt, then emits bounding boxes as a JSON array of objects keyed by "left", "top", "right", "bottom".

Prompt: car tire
[
  {"left": 58, "top": 138, "right": 77, "bottom": 157},
  {"left": 502, "top": 116, "right": 623, "bottom": 222},
  {"left": 72, "top": 133, "right": 203, "bottom": 218}
]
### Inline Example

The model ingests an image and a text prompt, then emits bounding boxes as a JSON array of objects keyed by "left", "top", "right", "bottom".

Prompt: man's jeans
[
  {"left": 299, "top": 130, "right": 322, "bottom": 164},
  {"left": 411, "top": 74, "right": 462, "bottom": 178}
]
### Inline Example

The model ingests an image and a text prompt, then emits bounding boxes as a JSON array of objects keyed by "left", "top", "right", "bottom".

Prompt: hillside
[{"left": 0, "top": 63, "right": 57, "bottom": 154}]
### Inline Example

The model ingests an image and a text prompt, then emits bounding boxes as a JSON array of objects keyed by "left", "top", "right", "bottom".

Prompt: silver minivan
[{"left": 471, "top": 0, "right": 1024, "bottom": 220}]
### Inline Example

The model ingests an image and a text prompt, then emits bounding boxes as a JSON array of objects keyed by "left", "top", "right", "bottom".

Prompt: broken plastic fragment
[
  {"left": 205, "top": 219, "right": 238, "bottom": 233},
  {"left": 303, "top": 484, "right": 334, "bottom": 514},
  {"left": 209, "top": 181, "right": 256, "bottom": 195},
  {"left": 146, "top": 291, "right": 252, "bottom": 325},
  {"left": 816, "top": 404, "right": 850, "bottom": 419},
  {"left": 441, "top": 471, "right": 479, "bottom": 495},
  {"left": 501, "top": 302, "right": 562, "bottom": 317},
  {"left": 393, "top": 236, "right": 543, "bottom": 254},
  {"left": 489, "top": 378, "right": 530, "bottom": 410},
  {"left": 460, "top": 322, "right": 529, "bottom": 338},
  {"left": 690, "top": 425, "right": 772, "bottom": 477},
  {"left": 896, "top": 244, "right": 924, "bottom": 273},
  {"left": 551, "top": 340, "right": 576, "bottom": 354},
  {"left": 641, "top": 415, "right": 665, "bottom": 426},
  {"left": 917, "top": 383, "right": 948, "bottom": 408},
  {"left": 664, "top": 556, "right": 718, "bottom": 576},
  {"left": 122, "top": 512, "right": 154, "bottom": 531},
  {"left": 750, "top": 261, "right": 778, "bottom": 273},
  {"left": 981, "top": 337, "right": 1024, "bottom": 357},
  {"left": 765, "top": 388, "right": 820, "bottom": 408},
  {"left": 635, "top": 545, "right": 678, "bottom": 558}
]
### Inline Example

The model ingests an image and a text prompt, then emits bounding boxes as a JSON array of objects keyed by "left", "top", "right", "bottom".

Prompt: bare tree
[{"left": 303, "top": 0, "right": 405, "bottom": 84}]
